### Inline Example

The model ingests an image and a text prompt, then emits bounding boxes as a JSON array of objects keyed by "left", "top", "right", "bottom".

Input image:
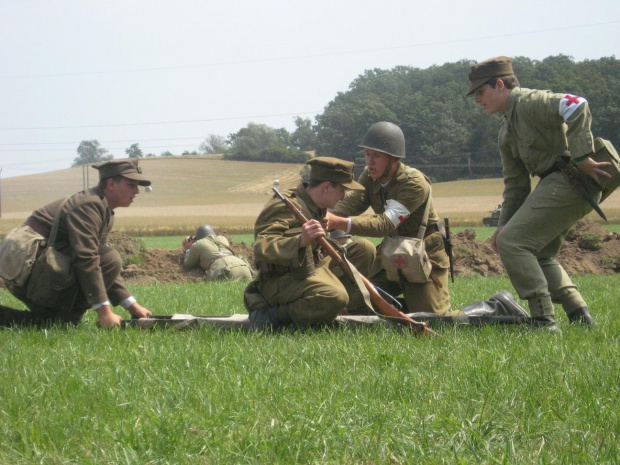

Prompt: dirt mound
[
  {"left": 110, "top": 232, "right": 256, "bottom": 285},
  {"left": 2, "top": 221, "right": 615, "bottom": 291},
  {"left": 453, "top": 219, "right": 620, "bottom": 278}
]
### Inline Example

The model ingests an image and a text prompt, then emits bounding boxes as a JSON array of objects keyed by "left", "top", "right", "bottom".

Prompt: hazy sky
[{"left": 1, "top": 0, "right": 619, "bottom": 179}]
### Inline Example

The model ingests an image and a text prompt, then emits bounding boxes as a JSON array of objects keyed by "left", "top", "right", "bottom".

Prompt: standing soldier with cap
[
  {"left": 0, "top": 159, "right": 153, "bottom": 328},
  {"left": 326, "top": 122, "right": 451, "bottom": 315},
  {"left": 244, "top": 157, "right": 376, "bottom": 328},
  {"left": 467, "top": 56, "right": 611, "bottom": 330},
  {"left": 182, "top": 224, "right": 254, "bottom": 281}
]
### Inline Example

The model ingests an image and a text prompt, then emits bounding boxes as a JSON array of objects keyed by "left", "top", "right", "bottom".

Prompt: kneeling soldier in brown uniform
[
  {"left": 0, "top": 159, "right": 153, "bottom": 328},
  {"left": 246, "top": 157, "right": 376, "bottom": 329}
]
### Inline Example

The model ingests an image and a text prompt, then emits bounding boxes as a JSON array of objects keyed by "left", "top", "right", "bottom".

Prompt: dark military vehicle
[{"left": 483, "top": 205, "right": 502, "bottom": 227}]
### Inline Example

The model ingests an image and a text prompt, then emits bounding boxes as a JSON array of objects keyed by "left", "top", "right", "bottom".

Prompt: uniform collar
[
  {"left": 296, "top": 183, "right": 324, "bottom": 218},
  {"left": 503, "top": 87, "right": 526, "bottom": 123}
]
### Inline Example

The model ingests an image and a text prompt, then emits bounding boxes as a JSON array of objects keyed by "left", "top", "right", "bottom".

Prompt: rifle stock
[{"left": 272, "top": 187, "right": 438, "bottom": 337}]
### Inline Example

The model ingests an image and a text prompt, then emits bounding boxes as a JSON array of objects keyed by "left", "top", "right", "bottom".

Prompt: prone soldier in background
[{"left": 182, "top": 224, "right": 254, "bottom": 281}]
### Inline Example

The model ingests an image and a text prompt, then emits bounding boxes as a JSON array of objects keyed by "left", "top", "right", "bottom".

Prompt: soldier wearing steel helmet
[
  {"left": 327, "top": 122, "right": 451, "bottom": 315},
  {"left": 182, "top": 224, "right": 254, "bottom": 281},
  {"left": 467, "top": 56, "right": 611, "bottom": 330}
]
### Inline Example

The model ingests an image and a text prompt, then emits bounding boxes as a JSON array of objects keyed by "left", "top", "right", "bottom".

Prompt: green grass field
[{"left": 0, "top": 275, "right": 618, "bottom": 463}]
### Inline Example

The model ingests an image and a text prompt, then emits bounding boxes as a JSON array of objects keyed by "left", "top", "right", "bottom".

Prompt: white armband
[
  {"left": 559, "top": 94, "right": 586, "bottom": 122},
  {"left": 384, "top": 199, "right": 410, "bottom": 227}
]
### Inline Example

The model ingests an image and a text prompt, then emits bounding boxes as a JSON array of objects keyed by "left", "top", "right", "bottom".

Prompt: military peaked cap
[
  {"left": 467, "top": 56, "right": 514, "bottom": 95},
  {"left": 93, "top": 159, "right": 151, "bottom": 186},
  {"left": 306, "top": 157, "right": 364, "bottom": 190}
]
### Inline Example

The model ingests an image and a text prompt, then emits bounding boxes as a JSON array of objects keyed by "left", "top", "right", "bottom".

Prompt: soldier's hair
[
  {"left": 308, "top": 179, "right": 340, "bottom": 189},
  {"left": 487, "top": 75, "right": 520, "bottom": 90},
  {"left": 98, "top": 175, "right": 124, "bottom": 190}
]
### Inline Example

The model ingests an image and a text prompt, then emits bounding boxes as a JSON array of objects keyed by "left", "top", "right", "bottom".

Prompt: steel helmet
[
  {"left": 195, "top": 224, "right": 216, "bottom": 240},
  {"left": 359, "top": 122, "right": 406, "bottom": 158}
]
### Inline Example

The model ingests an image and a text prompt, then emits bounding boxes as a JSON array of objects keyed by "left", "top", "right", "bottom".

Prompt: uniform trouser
[
  {"left": 495, "top": 171, "right": 598, "bottom": 317},
  {"left": 257, "top": 239, "right": 376, "bottom": 325},
  {"left": 1, "top": 246, "right": 124, "bottom": 327}
]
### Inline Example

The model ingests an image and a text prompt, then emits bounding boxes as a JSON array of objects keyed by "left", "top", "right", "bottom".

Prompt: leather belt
[
  {"left": 206, "top": 253, "right": 232, "bottom": 270},
  {"left": 539, "top": 162, "right": 561, "bottom": 179},
  {"left": 24, "top": 216, "right": 50, "bottom": 238},
  {"left": 257, "top": 262, "right": 290, "bottom": 278}
]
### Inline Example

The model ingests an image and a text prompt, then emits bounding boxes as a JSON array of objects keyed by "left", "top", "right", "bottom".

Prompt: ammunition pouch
[
  {"left": 591, "top": 137, "right": 620, "bottom": 202},
  {"left": 26, "top": 246, "right": 76, "bottom": 307},
  {"left": 0, "top": 225, "right": 44, "bottom": 287}
]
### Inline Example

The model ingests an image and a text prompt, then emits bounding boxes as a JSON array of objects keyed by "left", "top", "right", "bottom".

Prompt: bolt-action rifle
[{"left": 272, "top": 187, "right": 438, "bottom": 337}]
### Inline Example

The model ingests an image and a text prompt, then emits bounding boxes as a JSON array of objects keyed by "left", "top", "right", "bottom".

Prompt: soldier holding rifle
[
  {"left": 244, "top": 157, "right": 376, "bottom": 329},
  {"left": 467, "top": 56, "right": 612, "bottom": 330}
]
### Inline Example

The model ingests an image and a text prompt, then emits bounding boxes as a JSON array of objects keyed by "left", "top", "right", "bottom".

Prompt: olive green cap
[
  {"left": 93, "top": 159, "right": 151, "bottom": 186},
  {"left": 306, "top": 157, "right": 364, "bottom": 190},
  {"left": 467, "top": 56, "right": 514, "bottom": 95}
]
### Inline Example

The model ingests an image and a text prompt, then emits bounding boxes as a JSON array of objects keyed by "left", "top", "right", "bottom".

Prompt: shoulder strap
[
  {"left": 396, "top": 167, "right": 432, "bottom": 239},
  {"left": 48, "top": 196, "right": 73, "bottom": 249},
  {"left": 209, "top": 236, "right": 235, "bottom": 256},
  {"left": 416, "top": 185, "right": 432, "bottom": 240}
]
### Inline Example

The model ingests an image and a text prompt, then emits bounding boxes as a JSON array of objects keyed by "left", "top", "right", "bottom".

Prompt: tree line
[{"left": 72, "top": 55, "right": 619, "bottom": 181}]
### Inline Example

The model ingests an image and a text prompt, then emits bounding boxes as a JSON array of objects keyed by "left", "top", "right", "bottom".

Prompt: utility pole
[{"left": 0, "top": 168, "right": 2, "bottom": 218}]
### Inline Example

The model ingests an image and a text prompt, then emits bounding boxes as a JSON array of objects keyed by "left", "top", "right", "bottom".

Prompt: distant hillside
[{"left": 1, "top": 157, "right": 617, "bottom": 235}]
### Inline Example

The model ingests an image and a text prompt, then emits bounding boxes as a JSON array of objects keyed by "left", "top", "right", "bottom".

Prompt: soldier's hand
[
  {"left": 324, "top": 211, "right": 348, "bottom": 232},
  {"left": 576, "top": 157, "right": 612, "bottom": 188},
  {"left": 96, "top": 305, "right": 123, "bottom": 329},
  {"left": 182, "top": 237, "right": 193, "bottom": 251},
  {"left": 128, "top": 303, "right": 152, "bottom": 319},
  {"left": 490, "top": 225, "right": 503, "bottom": 254},
  {"left": 300, "top": 219, "right": 325, "bottom": 248}
]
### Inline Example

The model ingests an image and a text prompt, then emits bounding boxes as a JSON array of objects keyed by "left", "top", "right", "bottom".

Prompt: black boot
[
  {"left": 460, "top": 290, "right": 530, "bottom": 318},
  {"left": 567, "top": 307, "right": 596, "bottom": 326},
  {"left": 249, "top": 305, "right": 289, "bottom": 330},
  {"left": 529, "top": 315, "right": 560, "bottom": 332}
]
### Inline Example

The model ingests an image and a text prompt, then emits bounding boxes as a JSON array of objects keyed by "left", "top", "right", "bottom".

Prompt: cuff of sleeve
[
  {"left": 93, "top": 301, "right": 111, "bottom": 310},
  {"left": 345, "top": 218, "right": 352, "bottom": 234},
  {"left": 573, "top": 154, "right": 590, "bottom": 163},
  {"left": 120, "top": 296, "right": 137, "bottom": 309}
]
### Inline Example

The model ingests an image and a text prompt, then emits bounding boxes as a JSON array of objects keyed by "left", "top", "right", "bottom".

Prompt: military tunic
[
  {"left": 495, "top": 87, "right": 600, "bottom": 317},
  {"left": 332, "top": 163, "right": 450, "bottom": 314},
  {"left": 252, "top": 183, "right": 375, "bottom": 325},
  {"left": 184, "top": 235, "right": 253, "bottom": 281},
  {"left": 2, "top": 187, "right": 131, "bottom": 325}
]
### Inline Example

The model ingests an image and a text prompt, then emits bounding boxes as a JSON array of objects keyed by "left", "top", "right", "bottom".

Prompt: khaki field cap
[
  {"left": 94, "top": 159, "right": 151, "bottom": 186},
  {"left": 306, "top": 157, "right": 364, "bottom": 190},
  {"left": 467, "top": 56, "right": 514, "bottom": 95}
]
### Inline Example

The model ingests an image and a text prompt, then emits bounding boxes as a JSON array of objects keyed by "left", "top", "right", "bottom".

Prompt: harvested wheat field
[{"left": 1, "top": 156, "right": 619, "bottom": 234}]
